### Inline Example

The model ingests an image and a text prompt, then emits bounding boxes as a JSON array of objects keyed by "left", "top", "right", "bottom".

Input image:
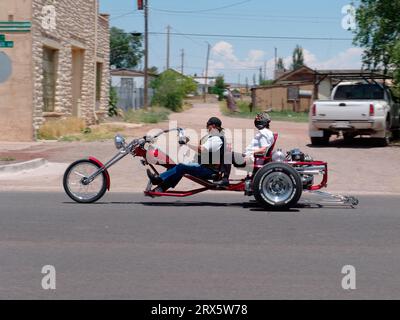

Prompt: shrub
[
  {"left": 123, "top": 107, "right": 171, "bottom": 124},
  {"left": 37, "top": 117, "right": 86, "bottom": 140},
  {"left": 108, "top": 86, "right": 119, "bottom": 117}
]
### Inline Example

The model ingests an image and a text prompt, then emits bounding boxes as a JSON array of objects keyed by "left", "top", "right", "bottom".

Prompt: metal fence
[{"left": 114, "top": 79, "right": 153, "bottom": 111}]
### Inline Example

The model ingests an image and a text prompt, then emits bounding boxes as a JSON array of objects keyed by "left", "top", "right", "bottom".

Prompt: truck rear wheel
[
  {"left": 253, "top": 163, "right": 303, "bottom": 210},
  {"left": 311, "top": 134, "right": 330, "bottom": 146},
  {"left": 378, "top": 117, "right": 392, "bottom": 147}
]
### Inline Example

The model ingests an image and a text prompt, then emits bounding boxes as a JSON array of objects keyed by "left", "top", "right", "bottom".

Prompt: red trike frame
[{"left": 143, "top": 134, "right": 328, "bottom": 198}]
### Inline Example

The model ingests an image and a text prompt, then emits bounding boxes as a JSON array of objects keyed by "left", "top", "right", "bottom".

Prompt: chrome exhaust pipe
[{"left": 295, "top": 165, "right": 326, "bottom": 175}]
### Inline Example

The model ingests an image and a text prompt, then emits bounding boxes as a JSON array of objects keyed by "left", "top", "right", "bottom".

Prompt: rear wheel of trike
[
  {"left": 63, "top": 159, "right": 108, "bottom": 203},
  {"left": 253, "top": 163, "right": 303, "bottom": 210}
]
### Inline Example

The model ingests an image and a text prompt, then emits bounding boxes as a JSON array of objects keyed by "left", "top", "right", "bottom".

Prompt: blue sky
[{"left": 99, "top": 0, "right": 362, "bottom": 83}]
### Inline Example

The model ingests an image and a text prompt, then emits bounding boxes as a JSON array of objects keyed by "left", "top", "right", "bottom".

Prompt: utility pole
[
  {"left": 180, "top": 49, "right": 184, "bottom": 74},
  {"left": 166, "top": 25, "right": 171, "bottom": 70},
  {"left": 274, "top": 47, "right": 278, "bottom": 80},
  {"left": 203, "top": 43, "right": 211, "bottom": 102},
  {"left": 143, "top": 0, "right": 149, "bottom": 109},
  {"left": 264, "top": 60, "right": 267, "bottom": 81}
]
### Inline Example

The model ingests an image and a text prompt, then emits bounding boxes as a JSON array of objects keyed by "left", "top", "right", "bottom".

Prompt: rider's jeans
[{"left": 160, "top": 163, "right": 216, "bottom": 189}]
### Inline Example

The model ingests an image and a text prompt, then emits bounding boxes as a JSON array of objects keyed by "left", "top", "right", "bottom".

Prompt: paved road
[{"left": 0, "top": 191, "right": 399, "bottom": 299}]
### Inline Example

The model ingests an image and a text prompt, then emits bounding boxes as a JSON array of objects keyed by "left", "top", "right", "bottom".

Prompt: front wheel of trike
[
  {"left": 63, "top": 159, "right": 108, "bottom": 203},
  {"left": 253, "top": 163, "right": 303, "bottom": 210}
]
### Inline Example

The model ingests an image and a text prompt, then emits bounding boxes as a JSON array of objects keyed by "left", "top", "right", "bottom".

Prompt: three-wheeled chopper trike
[{"left": 63, "top": 128, "right": 359, "bottom": 209}]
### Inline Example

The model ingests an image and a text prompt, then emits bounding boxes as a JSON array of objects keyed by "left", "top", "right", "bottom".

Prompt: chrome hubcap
[
  {"left": 261, "top": 172, "right": 294, "bottom": 203},
  {"left": 66, "top": 163, "right": 104, "bottom": 201}
]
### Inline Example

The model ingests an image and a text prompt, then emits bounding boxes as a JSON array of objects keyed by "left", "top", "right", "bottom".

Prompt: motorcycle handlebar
[{"left": 128, "top": 128, "right": 185, "bottom": 151}]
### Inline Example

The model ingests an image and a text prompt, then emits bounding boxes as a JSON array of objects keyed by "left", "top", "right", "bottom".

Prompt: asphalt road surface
[{"left": 0, "top": 191, "right": 399, "bottom": 300}]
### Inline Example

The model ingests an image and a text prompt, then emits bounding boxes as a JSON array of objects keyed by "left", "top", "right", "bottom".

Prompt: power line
[
  {"left": 170, "top": 26, "right": 206, "bottom": 48},
  {"left": 150, "top": 0, "right": 252, "bottom": 14},
  {"left": 150, "top": 10, "right": 339, "bottom": 21},
  {"left": 150, "top": 11, "right": 339, "bottom": 24},
  {"left": 110, "top": 10, "right": 141, "bottom": 20},
  {"left": 149, "top": 31, "right": 352, "bottom": 41}
]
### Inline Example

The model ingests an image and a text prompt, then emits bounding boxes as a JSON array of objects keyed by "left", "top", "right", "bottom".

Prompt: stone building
[{"left": 0, "top": 0, "right": 110, "bottom": 141}]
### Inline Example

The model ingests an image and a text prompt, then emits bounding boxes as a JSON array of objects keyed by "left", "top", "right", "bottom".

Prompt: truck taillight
[
  {"left": 369, "top": 104, "right": 375, "bottom": 116},
  {"left": 312, "top": 104, "right": 316, "bottom": 116}
]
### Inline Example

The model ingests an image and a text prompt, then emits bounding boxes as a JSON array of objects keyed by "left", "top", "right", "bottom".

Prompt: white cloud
[
  {"left": 269, "top": 47, "right": 363, "bottom": 74},
  {"left": 208, "top": 41, "right": 266, "bottom": 77},
  {"left": 207, "top": 41, "right": 364, "bottom": 81},
  {"left": 212, "top": 41, "right": 238, "bottom": 63},
  {"left": 310, "top": 47, "right": 364, "bottom": 70}
]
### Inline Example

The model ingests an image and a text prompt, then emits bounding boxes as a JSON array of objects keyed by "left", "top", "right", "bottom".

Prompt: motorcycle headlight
[{"left": 114, "top": 134, "right": 126, "bottom": 150}]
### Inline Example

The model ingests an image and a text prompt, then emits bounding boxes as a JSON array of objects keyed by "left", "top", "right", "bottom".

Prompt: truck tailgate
[{"left": 314, "top": 101, "right": 373, "bottom": 121}]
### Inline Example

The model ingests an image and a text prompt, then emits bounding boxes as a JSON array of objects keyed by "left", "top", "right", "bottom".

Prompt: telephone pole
[
  {"left": 180, "top": 49, "right": 184, "bottom": 74},
  {"left": 274, "top": 47, "right": 278, "bottom": 80},
  {"left": 203, "top": 43, "right": 211, "bottom": 103},
  {"left": 166, "top": 25, "right": 171, "bottom": 70},
  {"left": 264, "top": 60, "right": 267, "bottom": 81},
  {"left": 143, "top": 0, "right": 149, "bottom": 109}
]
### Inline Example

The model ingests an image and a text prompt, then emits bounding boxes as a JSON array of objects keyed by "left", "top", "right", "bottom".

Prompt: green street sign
[
  {"left": 0, "top": 41, "right": 13, "bottom": 48},
  {"left": 0, "top": 34, "right": 5, "bottom": 41}
]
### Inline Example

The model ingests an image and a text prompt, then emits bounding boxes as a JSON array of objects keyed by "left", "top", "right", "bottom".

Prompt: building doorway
[
  {"left": 71, "top": 48, "right": 84, "bottom": 117},
  {"left": 95, "top": 62, "right": 103, "bottom": 110}
]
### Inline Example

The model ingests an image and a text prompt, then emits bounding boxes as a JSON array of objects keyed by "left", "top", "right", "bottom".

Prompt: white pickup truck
[{"left": 309, "top": 82, "right": 400, "bottom": 146}]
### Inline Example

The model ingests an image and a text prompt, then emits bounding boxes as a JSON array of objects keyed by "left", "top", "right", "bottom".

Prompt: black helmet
[
  {"left": 207, "top": 117, "right": 222, "bottom": 128},
  {"left": 254, "top": 112, "right": 271, "bottom": 130}
]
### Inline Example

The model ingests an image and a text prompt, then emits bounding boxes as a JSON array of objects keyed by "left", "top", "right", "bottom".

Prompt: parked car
[{"left": 309, "top": 82, "right": 400, "bottom": 146}]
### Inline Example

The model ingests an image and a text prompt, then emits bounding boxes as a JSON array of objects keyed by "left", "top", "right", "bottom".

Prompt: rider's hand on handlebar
[{"left": 179, "top": 136, "right": 190, "bottom": 145}]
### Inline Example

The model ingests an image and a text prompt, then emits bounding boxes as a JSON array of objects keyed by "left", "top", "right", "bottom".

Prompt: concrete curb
[{"left": 0, "top": 158, "right": 48, "bottom": 174}]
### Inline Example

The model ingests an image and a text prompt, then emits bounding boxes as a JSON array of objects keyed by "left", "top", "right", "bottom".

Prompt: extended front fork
[{"left": 84, "top": 150, "right": 131, "bottom": 188}]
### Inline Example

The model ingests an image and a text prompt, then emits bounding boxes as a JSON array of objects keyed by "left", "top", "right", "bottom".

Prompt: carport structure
[{"left": 313, "top": 69, "right": 393, "bottom": 100}]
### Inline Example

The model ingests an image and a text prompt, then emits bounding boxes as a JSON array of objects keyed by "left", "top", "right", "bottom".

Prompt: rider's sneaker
[
  {"left": 214, "top": 177, "right": 229, "bottom": 188},
  {"left": 154, "top": 186, "right": 165, "bottom": 193}
]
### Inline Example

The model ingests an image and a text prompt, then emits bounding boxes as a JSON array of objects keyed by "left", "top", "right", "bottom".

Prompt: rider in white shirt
[{"left": 244, "top": 112, "right": 275, "bottom": 161}]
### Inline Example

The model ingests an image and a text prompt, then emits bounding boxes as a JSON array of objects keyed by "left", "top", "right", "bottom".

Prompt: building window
[
  {"left": 96, "top": 62, "right": 103, "bottom": 109},
  {"left": 42, "top": 47, "right": 58, "bottom": 112}
]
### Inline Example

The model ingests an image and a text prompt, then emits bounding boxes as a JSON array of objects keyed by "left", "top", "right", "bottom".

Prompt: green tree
[
  {"left": 353, "top": 0, "right": 400, "bottom": 91},
  {"left": 151, "top": 70, "right": 197, "bottom": 111},
  {"left": 259, "top": 79, "right": 274, "bottom": 86},
  {"left": 211, "top": 75, "right": 226, "bottom": 101},
  {"left": 292, "top": 45, "right": 305, "bottom": 70},
  {"left": 147, "top": 66, "right": 159, "bottom": 75},
  {"left": 277, "top": 57, "right": 285, "bottom": 71},
  {"left": 110, "top": 27, "right": 143, "bottom": 69}
]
